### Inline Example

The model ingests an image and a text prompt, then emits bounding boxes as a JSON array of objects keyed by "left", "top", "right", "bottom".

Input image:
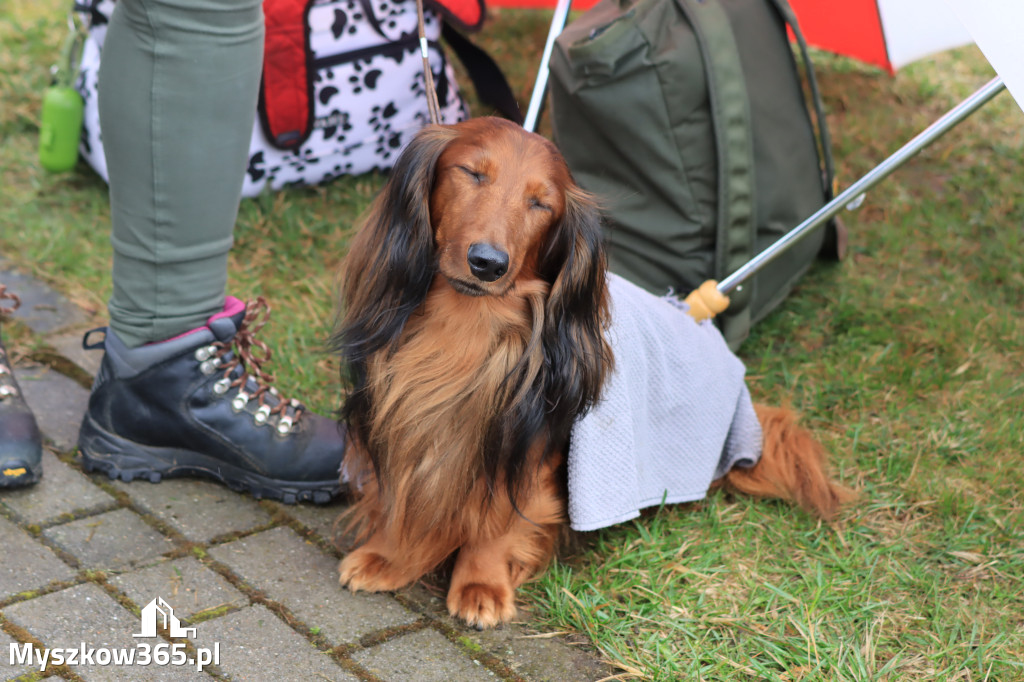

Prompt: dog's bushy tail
[{"left": 720, "top": 405, "right": 854, "bottom": 520}]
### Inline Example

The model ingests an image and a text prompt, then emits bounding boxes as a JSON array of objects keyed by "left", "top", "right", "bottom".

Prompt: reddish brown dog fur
[{"left": 333, "top": 117, "right": 848, "bottom": 628}]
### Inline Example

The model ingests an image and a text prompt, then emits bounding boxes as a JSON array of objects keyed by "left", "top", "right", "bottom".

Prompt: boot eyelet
[
  {"left": 276, "top": 415, "right": 293, "bottom": 435},
  {"left": 254, "top": 404, "right": 271, "bottom": 425},
  {"left": 194, "top": 345, "right": 214, "bottom": 362},
  {"left": 231, "top": 391, "right": 249, "bottom": 412},
  {"left": 213, "top": 377, "right": 231, "bottom": 395},
  {"left": 200, "top": 357, "right": 222, "bottom": 375}
]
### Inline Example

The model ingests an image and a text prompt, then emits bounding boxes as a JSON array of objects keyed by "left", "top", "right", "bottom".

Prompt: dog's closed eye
[
  {"left": 457, "top": 165, "right": 486, "bottom": 184},
  {"left": 529, "top": 197, "right": 552, "bottom": 212}
]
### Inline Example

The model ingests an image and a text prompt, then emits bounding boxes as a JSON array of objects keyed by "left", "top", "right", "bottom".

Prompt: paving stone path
[{"left": 1, "top": 262, "right": 614, "bottom": 682}]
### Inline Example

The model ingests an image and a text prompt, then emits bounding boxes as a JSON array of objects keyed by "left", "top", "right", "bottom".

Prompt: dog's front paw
[
  {"left": 338, "top": 548, "right": 410, "bottom": 593},
  {"left": 447, "top": 582, "right": 517, "bottom": 629}
]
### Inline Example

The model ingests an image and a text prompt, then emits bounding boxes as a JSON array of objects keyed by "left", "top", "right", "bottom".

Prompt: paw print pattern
[
  {"left": 319, "top": 85, "right": 341, "bottom": 105},
  {"left": 309, "top": 0, "right": 419, "bottom": 58},
  {"left": 247, "top": 151, "right": 267, "bottom": 183},
  {"left": 281, "top": 146, "right": 323, "bottom": 176},
  {"left": 73, "top": 0, "right": 467, "bottom": 197},
  {"left": 331, "top": 8, "right": 347, "bottom": 38},
  {"left": 368, "top": 101, "right": 403, "bottom": 161},
  {"left": 86, "top": 0, "right": 116, "bottom": 27}
]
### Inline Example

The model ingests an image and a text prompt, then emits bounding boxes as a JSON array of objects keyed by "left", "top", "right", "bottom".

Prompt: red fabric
[
  {"left": 261, "top": 0, "right": 312, "bottom": 150},
  {"left": 484, "top": 0, "right": 893, "bottom": 72},
  {"left": 787, "top": 0, "right": 892, "bottom": 72},
  {"left": 431, "top": 0, "right": 487, "bottom": 31}
]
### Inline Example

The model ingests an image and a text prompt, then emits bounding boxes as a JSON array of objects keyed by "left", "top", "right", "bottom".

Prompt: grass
[{"left": 2, "top": 1, "right": 1023, "bottom": 679}]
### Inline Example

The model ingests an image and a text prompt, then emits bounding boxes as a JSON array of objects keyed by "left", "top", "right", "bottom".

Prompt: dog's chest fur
[{"left": 365, "top": 277, "right": 548, "bottom": 509}]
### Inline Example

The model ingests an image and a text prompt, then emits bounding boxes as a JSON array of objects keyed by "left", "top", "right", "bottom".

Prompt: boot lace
[
  {"left": 195, "top": 297, "right": 304, "bottom": 435},
  {"left": 0, "top": 285, "right": 22, "bottom": 400},
  {"left": 0, "top": 285, "right": 20, "bottom": 316}
]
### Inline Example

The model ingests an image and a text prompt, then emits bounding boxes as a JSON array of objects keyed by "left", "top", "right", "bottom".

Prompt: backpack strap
[
  {"left": 765, "top": 0, "right": 841, "bottom": 257},
  {"left": 675, "top": 0, "right": 756, "bottom": 336},
  {"left": 767, "top": 0, "right": 835, "bottom": 201}
]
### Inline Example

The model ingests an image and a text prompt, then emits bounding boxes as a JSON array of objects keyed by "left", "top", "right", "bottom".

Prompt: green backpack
[{"left": 548, "top": 0, "right": 839, "bottom": 348}]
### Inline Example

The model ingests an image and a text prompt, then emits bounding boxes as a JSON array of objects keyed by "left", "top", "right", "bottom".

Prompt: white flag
[{"left": 944, "top": 0, "right": 1024, "bottom": 112}]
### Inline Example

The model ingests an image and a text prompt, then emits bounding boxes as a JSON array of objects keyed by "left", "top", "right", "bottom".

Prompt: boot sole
[
  {"left": 78, "top": 414, "right": 342, "bottom": 505},
  {"left": 0, "top": 460, "right": 42, "bottom": 489}
]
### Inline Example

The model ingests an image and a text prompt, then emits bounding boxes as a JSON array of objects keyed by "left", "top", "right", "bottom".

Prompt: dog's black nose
[{"left": 467, "top": 243, "right": 509, "bottom": 282}]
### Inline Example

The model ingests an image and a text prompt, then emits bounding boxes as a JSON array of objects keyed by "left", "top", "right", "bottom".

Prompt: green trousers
[{"left": 99, "top": 0, "right": 263, "bottom": 347}]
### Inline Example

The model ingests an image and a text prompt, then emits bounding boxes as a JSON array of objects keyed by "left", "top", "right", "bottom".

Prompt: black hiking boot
[
  {"left": 1, "top": 286, "right": 43, "bottom": 489},
  {"left": 77, "top": 296, "right": 346, "bottom": 504}
]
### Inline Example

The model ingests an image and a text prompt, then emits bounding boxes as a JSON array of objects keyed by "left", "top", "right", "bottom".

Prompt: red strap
[{"left": 260, "top": 0, "right": 314, "bottom": 150}]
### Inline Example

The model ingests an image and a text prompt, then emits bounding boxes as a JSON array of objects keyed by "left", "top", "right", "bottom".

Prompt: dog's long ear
[
  {"left": 332, "top": 125, "right": 459, "bottom": 446},
  {"left": 332, "top": 125, "right": 458, "bottom": 370},
  {"left": 538, "top": 183, "right": 613, "bottom": 444}
]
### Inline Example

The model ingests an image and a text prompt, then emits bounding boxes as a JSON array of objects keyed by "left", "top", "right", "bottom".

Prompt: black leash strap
[{"left": 442, "top": 23, "right": 523, "bottom": 125}]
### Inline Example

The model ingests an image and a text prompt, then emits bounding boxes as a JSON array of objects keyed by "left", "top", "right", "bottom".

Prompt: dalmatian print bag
[{"left": 75, "top": 0, "right": 470, "bottom": 197}]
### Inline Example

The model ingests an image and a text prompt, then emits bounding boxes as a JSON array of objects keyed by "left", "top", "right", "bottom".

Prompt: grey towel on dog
[{"left": 567, "top": 274, "right": 763, "bottom": 532}]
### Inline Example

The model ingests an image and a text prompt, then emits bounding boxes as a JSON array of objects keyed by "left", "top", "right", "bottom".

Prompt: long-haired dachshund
[{"left": 333, "top": 117, "right": 847, "bottom": 629}]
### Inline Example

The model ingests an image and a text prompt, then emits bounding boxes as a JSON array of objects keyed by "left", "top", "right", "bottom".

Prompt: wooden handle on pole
[{"left": 684, "top": 280, "right": 730, "bottom": 321}]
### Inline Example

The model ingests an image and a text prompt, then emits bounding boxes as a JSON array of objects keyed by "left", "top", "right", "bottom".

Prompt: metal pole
[
  {"left": 718, "top": 75, "right": 1007, "bottom": 295},
  {"left": 523, "top": 0, "right": 573, "bottom": 133}
]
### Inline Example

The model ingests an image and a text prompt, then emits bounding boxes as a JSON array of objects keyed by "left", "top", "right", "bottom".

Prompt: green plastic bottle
[{"left": 39, "top": 84, "right": 84, "bottom": 173}]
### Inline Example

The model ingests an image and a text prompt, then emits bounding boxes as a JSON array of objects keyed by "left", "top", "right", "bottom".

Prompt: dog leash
[{"left": 416, "top": 0, "right": 442, "bottom": 125}]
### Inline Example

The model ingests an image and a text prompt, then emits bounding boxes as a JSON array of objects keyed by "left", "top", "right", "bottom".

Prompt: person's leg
[
  {"left": 101, "top": 0, "right": 261, "bottom": 347},
  {"left": 79, "top": 0, "right": 345, "bottom": 504}
]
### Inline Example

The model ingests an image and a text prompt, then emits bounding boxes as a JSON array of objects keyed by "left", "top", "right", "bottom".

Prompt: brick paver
[
  {"left": 0, "top": 265, "right": 87, "bottom": 335},
  {"left": 278, "top": 498, "right": 351, "bottom": 548},
  {"left": 473, "top": 623, "right": 615, "bottom": 682},
  {"left": 109, "top": 557, "right": 247, "bottom": 621},
  {"left": 210, "top": 526, "right": 418, "bottom": 646},
  {"left": 16, "top": 365, "right": 91, "bottom": 452},
  {"left": 114, "top": 478, "right": 273, "bottom": 543},
  {"left": 0, "top": 516, "right": 76, "bottom": 600},
  {"left": 1, "top": 450, "right": 115, "bottom": 526},
  {"left": 353, "top": 627, "right": 498, "bottom": 682},
  {"left": 191, "top": 604, "right": 357, "bottom": 681},
  {"left": 48, "top": 329, "right": 103, "bottom": 377},
  {"left": 43, "top": 508, "right": 174, "bottom": 571}
]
